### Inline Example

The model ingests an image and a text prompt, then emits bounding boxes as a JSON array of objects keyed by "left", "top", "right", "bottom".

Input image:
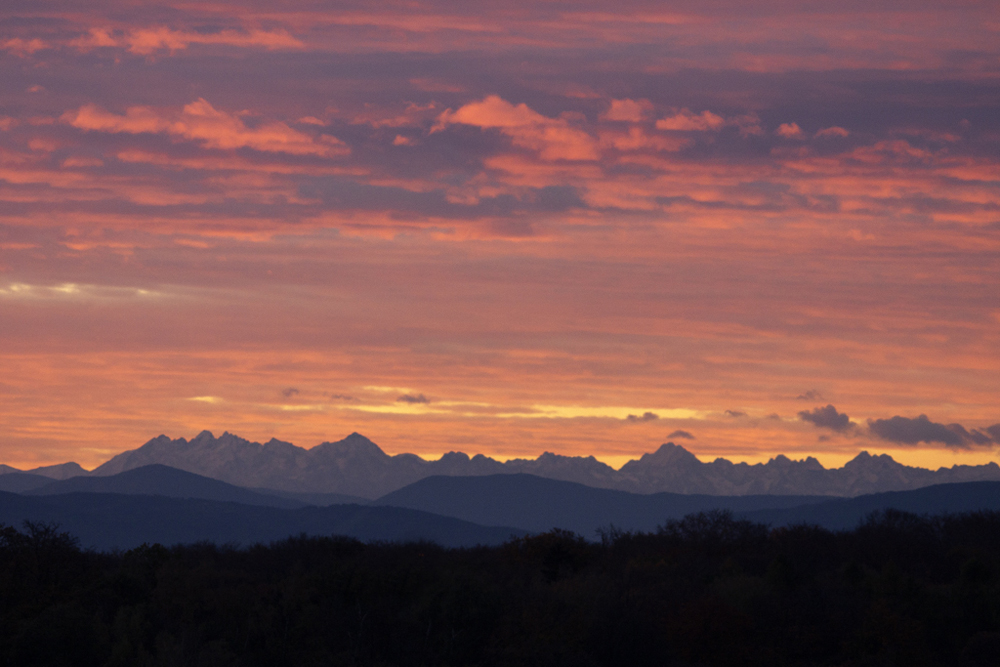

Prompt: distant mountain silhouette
[
  {"left": 0, "top": 462, "right": 89, "bottom": 480},
  {"left": 8, "top": 431, "right": 1000, "bottom": 498},
  {"left": 376, "top": 474, "right": 832, "bottom": 535},
  {"left": 743, "top": 481, "right": 1000, "bottom": 530},
  {"left": 0, "top": 491, "right": 525, "bottom": 550},
  {"left": 26, "top": 465, "right": 307, "bottom": 509},
  {"left": 0, "top": 472, "right": 55, "bottom": 493}
]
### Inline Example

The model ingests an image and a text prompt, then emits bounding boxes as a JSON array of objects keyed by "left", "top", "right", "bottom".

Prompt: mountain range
[
  {"left": 4, "top": 430, "right": 997, "bottom": 498},
  {"left": 4, "top": 463, "right": 1000, "bottom": 548}
]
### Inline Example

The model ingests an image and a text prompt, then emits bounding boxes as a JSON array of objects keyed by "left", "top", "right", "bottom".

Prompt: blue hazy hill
[
  {"left": 0, "top": 472, "right": 55, "bottom": 494},
  {"left": 26, "top": 464, "right": 308, "bottom": 509},
  {"left": 742, "top": 481, "right": 1000, "bottom": 529},
  {"left": 375, "top": 473, "right": 833, "bottom": 535},
  {"left": 0, "top": 490, "right": 525, "bottom": 550}
]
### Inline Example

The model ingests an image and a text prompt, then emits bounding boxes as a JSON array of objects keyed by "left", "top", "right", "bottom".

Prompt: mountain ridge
[{"left": 4, "top": 431, "right": 999, "bottom": 498}]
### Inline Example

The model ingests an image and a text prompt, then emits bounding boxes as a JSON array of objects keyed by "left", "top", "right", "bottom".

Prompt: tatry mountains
[{"left": 10, "top": 430, "right": 1000, "bottom": 499}]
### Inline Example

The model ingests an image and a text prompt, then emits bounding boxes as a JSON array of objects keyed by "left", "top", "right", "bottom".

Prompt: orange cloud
[
  {"left": 436, "top": 96, "right": 599, "bottom": 161},
  {"left": 2, "top": 38, "right": 46, "bottom": 56},
  {"left": 655, "top": 109, "right": 725, "bottom": 131},
  {"left": 64, "top": 99, "right": 348, "bottom": 156},
  {"left": 776, "top": 122, "right": 806, "bottom": 139},
  {"left": 602, "top": 99, "right": 653, "bottom": 122}
]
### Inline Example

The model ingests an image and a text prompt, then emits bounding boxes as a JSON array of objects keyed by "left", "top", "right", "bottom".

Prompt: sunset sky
[{"left": 1, "top": 0, "right": 998, "bottom": 471}]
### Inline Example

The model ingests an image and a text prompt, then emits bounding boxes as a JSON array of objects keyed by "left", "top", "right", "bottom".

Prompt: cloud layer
[{"left": 0, "top": 0, "right": 997, "bottom": 468}]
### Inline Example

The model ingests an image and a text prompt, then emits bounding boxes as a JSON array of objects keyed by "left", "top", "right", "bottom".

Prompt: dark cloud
[
  {"left": 867, "top": 414, "right": 995, "bottom": 448},
  {"left": 280, "top": 387, "right": 299, "bottom": 398},
  {"left": 797, "top": 390, "right": 824, "bottom": 401},
  {"left": 626, "top": 411, "right": 659, "bottom": 422},
  {"left": 725, "top": 410, "right": 746, "bottom": 418},
  {"left": 666, "top": 429, "right": 695, "bottom": 440},
  {"left": 397, "top": 394, "right": 429, "bottom": 404},
  {"left": 798, "top": 404, "right": 853, "bottom": 432},
  {"left": 328, "top": 394, "right": 354, "bottom": 401},
  {"left": 988, "top": 424, "right": 1000, "bottom": 442}
]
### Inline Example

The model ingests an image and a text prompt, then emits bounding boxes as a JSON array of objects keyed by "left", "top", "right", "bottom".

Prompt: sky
[{"left": 1, "top": 0, "right": 998, "bottom": 470}]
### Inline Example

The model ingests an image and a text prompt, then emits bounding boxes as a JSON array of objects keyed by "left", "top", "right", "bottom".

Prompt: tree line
[{"left": 2, "top": 509, "right": 999, "bottom": 666}]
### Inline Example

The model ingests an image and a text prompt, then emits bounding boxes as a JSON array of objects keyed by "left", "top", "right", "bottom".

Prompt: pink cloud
[
  {"left": 601, "top": 99, "right": 653, "bottom": 122},
  {"left": 655, "top": 109, "right": 725, "bottom": 131},
  {"left": 776, "top": 123, "right": 806, "bottom": 139},
  {"left": 64, "top": 99, "right": 348, "bottom": 157},
  {"left": 436, "top": 96, "right": 599, "bottom": 161},
  {"left": 2, "top": 38, "right": 46, "bottom": 56}
]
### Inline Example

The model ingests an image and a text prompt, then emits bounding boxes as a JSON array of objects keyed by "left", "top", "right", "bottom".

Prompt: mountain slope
[
  {"left": 0, "top": 472, "right": 55, "bottom": 493},
  {"left": 27, "top": 464, "right": 307, "bottom": 509},
  {"left": 376, "top": 474, "right": 832, "bottom": 535},
  {"left": 742, "top": 481, "right": 1000, "bottom": 530},
  {"left": 0, "top": 491, "right": 525, "bottom": 550}
]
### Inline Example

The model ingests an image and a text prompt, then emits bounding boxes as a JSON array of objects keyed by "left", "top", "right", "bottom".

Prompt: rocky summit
[{"left": 12, "top": 432, "right": 992, "bottom": 499}]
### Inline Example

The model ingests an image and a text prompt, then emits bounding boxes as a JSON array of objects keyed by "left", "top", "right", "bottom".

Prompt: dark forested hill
[
  {"left": 3, "top": 511, "right": 1000, "bottom": 666},
  {"left": 0, "top": 491, "right": 524, "bottom": 550}
]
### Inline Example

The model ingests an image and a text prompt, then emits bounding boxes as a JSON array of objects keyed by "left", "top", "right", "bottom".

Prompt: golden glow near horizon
[{"left": 0, "top": 0, "right": 998, "bottom": 471}]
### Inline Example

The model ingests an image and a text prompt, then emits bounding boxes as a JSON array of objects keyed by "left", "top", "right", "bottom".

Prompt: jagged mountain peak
[
  {"left": 844, "top": 451, "right": 902, "bottom": 469},
  {"left": 311, "top": 433, "right": 388, "bottom": 459},
  {"left": 622, "top": 442, "right": 702, "bottom": 469}
]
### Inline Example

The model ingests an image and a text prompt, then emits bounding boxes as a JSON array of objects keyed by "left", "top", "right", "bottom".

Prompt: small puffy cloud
[
  {"left": 798, "top": 404, "right": 854, "bottom": 432},
  {"left": 436, "top": 95, "right": 598, "bottom": 161},
  {"left": 281, "top": 387, "right": 300, "bottom": 398},
  {"left": 397, "top": 393, "right": 429, "bottom": 404},
  {"left": 775, "top": 123, "right": 805, "bottom": 139},
  {"left": 816, "top": 126, "right": 850, "bottom": 138},
  {"left": 70, "top": 28, "right": 118, "bottom": 49},
  {"left": 667, "top": 429, "right": 695, "bottom": 440},
  {"left": 626, "top": 411, "right": 659, "bottom": 422},
  {"left": 64, "top": 99, "right": 348, "bottom": 156},
  {"left": 797, "top": 390, "right": 824, "bottom": 401},
  {"left": 601, "top": 98, "right": 653, "bottom": 122},
  {"left": 725, "top": 409, "right": 746, "bottom": 418},
  {"left": 393, "top": 134, "right": 415, "bottom": 146},
  {"left": 655, "top": 109, "right": 725, "bottom": 132},
  {"left": 2, "top": 38, "right": 46, "bottom": 57},
  {"left": 867, "top": 414, "right": 994, "bottom": 448}
]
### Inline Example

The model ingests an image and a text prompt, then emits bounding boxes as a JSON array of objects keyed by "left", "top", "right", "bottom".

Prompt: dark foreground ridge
[
  {"left": 0, "top": 491, "right": 523, "bottom": 550},
  {"left": 3, "top": 510, "right": 1000, "bottom": 666}
]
